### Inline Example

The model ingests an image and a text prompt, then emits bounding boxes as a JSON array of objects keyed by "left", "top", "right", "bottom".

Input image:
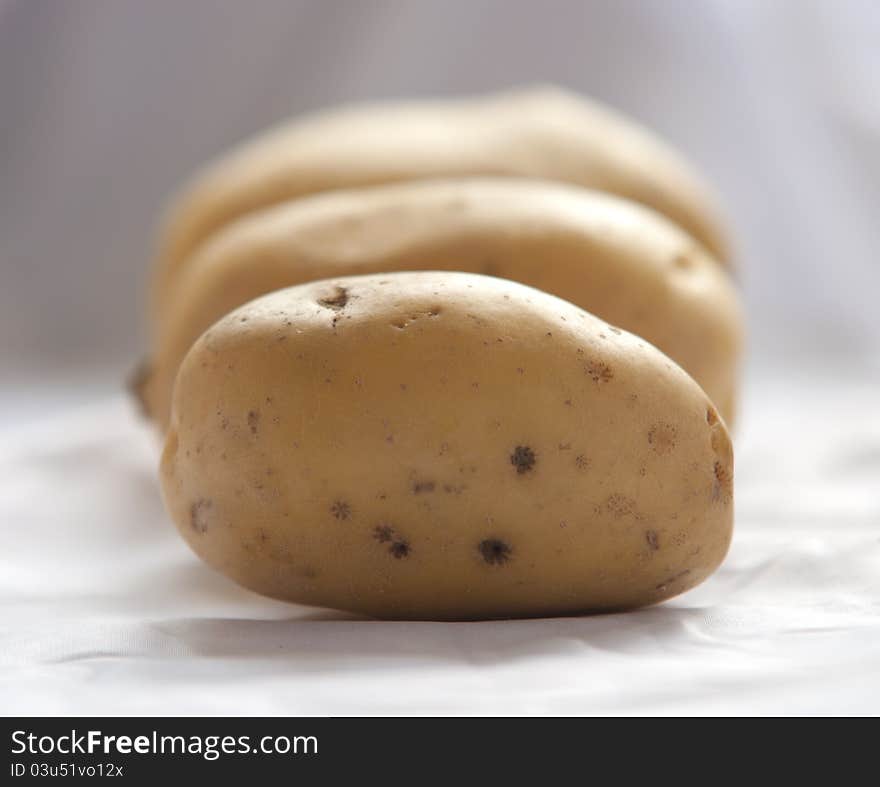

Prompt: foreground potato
[
  {"left": 144, "top": 179, "right": 742, "bottom": 429},
  {"left": 160, "top": 272, "right": 734, "bottom": 620},
  {"left": 151, "top": 86, "right": 730, "bottom": 318}
]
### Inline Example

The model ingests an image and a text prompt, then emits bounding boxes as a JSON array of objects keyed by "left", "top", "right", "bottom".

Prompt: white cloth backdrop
[{"left": 2, "top": 363, "right": 878, "bottom": 715}]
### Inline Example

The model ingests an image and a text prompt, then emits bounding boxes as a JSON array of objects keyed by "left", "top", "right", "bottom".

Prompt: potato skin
[
  {"left": 145, "top": 179, "right": 742, "bottom": 429},
  {"left": 151, "top": 86, "right": 730, "bottom": 318},
  {"left": 160, "top": 272, "right": 734, "bottom": 620}
]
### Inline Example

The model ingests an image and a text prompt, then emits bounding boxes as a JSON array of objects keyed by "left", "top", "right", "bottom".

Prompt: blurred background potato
[{"left": 1, "top": 0, "right": 878, "bottom": 410}]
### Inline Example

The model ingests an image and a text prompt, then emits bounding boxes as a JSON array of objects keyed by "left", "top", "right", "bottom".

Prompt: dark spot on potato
[
  {"left": 330, "top": 500, "right": 352, "bottom": 520},
  {"left": 575, "top": 454, "right": 590, "bottom": 470},
  {"left": 655, "top": 569, "right": 691, "bottom": 591},
  {"left": 648, "top": 422, "right": 677, "bottom": 454},
  {"left": 706, "top": 406, "right": 719, "bottom": 426},
  {"left": 510, "top": 445, "right": 536, "bottom": 474},
  {"left": 603, "top": 494, "right": 639, "bottom": 518},
  {"left": 389, "top": 540, "right": 410, "bottom": 559},
  {"left": 412, "top": 480, "right": 435, "bottom": 494},
  {"left": 713, "top": 460, "right": 733, "bottom": 504},
  {"left": 374, "top": 524, "right": 394, "bottom": 543},
  {"left": 646, "top": 530, "right": 660, "bottom": 551},
  {"left": 189, "top": 499, "right": 212, "bottom": 534},
  {"left": 247, "top": 410, "right": 260, "bottom": 435},
  {"left": 586, "top": 360, "right": 613, "bottom": 383},
  {"left": 608, "top": 326, "right": 622, "bottom": 335},
  {"left": 318, "top": 286, "right": 349, "bottom": 310},
  {"left": 373, "top": 524, "right": 410, "bottom": 558},
  {"left": 478, "top": 538, "right": 512, "bottom": 565}
]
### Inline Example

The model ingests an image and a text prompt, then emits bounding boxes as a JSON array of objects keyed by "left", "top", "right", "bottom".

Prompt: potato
[
  {"left": 159, "top": 271, "right": 734, "bottom": 620},
  {"left": 143, "top": 179, "right": 742, "bottom": 430},
  {"left": 151, "top": 86, "right": 731, "bottom": 319}
]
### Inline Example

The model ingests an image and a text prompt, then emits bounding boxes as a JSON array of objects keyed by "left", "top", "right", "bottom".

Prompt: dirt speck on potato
[
  {"left": 330, "top": 500, "right": 352, "bottom": 520},
  {"left": 374, "top": 524, "right": 394, "bottom": 543},
  {"left": 247, "top": 410, "right": 260, "bottom": 435},
  {"left": 510, "top": 445, "right": 536, "bottom": 474},
  {"left": 389, "top": 540, "right": 410, "bottom": 559},
  {"left": 603, "top": 494, "right": 639, "bottom": 519},
  {"left": 412, "top": 480, "right": 436, "bottom": 494},
  {"left": 317, "top": 286, "right": 349, "bottom": 310},
  {"left": 713, "top": 460, "right": 733, "bottom": 504},
  {"left": 373, "top": 524, "right": 410, "bottom": 558},
  {"left": 655, "top": 569, "right": 691, "bottom": 591},
  {"left": 189, "top": 499, "right": 212, "bottom": 534},
  {"left": 574, "top": 454, "right": 590, "bottom": 470},
  {"left": 648, "top": 422, "right": 677, "bottom": 455},
  {"left": 645, "top": 530, "right": 660, "bottom": 551},
  {"left": 478, "top": 538, "right": 512, "bottom": 565},
  {"left": 585, "top": 360, "right": 613, "bottom": 383}
]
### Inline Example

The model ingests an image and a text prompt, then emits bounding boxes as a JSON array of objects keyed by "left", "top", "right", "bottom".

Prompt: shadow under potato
[{"left": 147, "top": 605, "right": 705, "bottom": 667}]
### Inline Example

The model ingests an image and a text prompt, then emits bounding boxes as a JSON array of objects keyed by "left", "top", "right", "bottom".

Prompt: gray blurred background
[{"left": 1, "top": 0, "right": 878, "bottom": 412}]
